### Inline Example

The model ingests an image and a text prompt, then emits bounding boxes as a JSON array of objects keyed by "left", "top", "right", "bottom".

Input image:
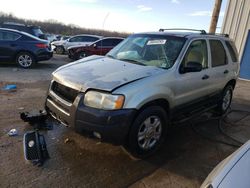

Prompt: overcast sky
[{"left": 1, "top": 0, "right": 227, "bottom": 33}]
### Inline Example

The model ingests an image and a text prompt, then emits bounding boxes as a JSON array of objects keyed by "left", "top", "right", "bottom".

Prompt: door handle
[
  {"left": 202, "top": 75, "right": 209, "bottom": 80},
  {"left": 10, "top": 44, "right": 17, "bottom": 47},
  {"left": 224, "top": 70, "right": 229, "bottom": 74}
]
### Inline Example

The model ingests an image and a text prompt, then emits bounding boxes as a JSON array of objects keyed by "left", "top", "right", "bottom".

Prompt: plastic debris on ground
[
  {"left": 8, "top": 129, "right": 18, "bottom": 136},
  {"left": 1, "top": 84, "right": 17, "bottom": 91},
  {"left": 23, "top": 131, "right": 49, "bottom": 166},
  {"left": 20, "top": 110, "right": 53, "bottom": 130}
]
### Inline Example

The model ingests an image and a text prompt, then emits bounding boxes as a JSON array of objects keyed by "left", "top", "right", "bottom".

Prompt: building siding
[{"left": 222, "top": 0, "right": 250, "bottom": 59}]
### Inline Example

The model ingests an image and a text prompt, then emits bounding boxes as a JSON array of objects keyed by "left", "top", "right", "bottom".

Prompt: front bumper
[{"left": 45, "top": 87, "right": 137, "bottom": 145}]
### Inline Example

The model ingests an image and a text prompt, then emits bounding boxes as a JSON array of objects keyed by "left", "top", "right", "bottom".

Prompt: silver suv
[{"left": 45, "top": 29, "right": 239, "bottom": 157}]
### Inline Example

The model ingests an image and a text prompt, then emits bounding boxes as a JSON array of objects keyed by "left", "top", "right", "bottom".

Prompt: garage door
[{"left": 240, "top": 30, "right": 250, "bottom": 80}]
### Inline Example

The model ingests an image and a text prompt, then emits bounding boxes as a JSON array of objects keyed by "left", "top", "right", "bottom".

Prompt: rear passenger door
[
  {"left": 0, "top": 31, "right": 20, "bottom": 60},
  {"left": 208, "top": 39, "right": 230, "bottom": 92},
  {"left": 95, "top": 39, "right": 115, "bottom": 55}
]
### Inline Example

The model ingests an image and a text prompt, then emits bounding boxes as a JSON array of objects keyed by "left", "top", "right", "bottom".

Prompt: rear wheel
[
  {"left": 126, "top": 106, "right": 168, "bottom": 158},
  {"left": 16, "top": 52, "right": 35, "bottom": 68},
  {"left": 216, "top": 85, "right": 233, "bottom": 115}
]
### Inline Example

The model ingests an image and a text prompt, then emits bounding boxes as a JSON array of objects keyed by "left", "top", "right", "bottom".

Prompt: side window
[
  {"left": 180, "top": 40, "right": 208, "bottom": 71},
  {"left": 80, "top": 36, "right": 99, "bottom": 42},
  {"left": 101, "top": 39, "right": 114, "bottom": 46},
  {"left": 112, "top": 39, "right": 123, "bottom": 46},
  {"left": 210, "top": 40, "right": 227, "bottom": 67},
  {"left": 0, "top": 31, "right": 20, "bottom": 41},
  {"left": 225, "top": 41, "right": 238, "bottom": 62},
  {"left": 69, "top": 37, "right": 80, "bottom": 42}
]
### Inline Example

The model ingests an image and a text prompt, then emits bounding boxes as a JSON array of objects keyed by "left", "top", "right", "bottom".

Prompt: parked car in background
[
  {"left": 68, "top": 37, "right": 124, "bottom": 60},
  {"left": 51, "top": 34, "right": 102, "bottom": 54},
  {"left": 45, "top": 29, "right": 239, "bottom": 158},
  {"left": 1, "top": 22, "right": 46, "bottom": 40},
  {"left": 45, "top": 33, "right": 58, "bottom": 43},
  {"left": 201, "top": 140, "right": 250, "bottom": 188},
  {"left": 0, "top": 28, "right": 53, "bottom": 68}
]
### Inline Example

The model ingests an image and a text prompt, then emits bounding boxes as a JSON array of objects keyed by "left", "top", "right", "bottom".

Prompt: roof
[{"left": 135, "top": 29, "right": 230, "bottom": 40}]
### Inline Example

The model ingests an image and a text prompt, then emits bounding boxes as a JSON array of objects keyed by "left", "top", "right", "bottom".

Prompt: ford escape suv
[{"left": 45, "top": 29, "right": 239, "bottom": 158}]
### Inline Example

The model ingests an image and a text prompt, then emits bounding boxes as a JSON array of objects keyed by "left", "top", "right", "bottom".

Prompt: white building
[{"left": 222, "top": 0, "right": 250, "bottom": 79}]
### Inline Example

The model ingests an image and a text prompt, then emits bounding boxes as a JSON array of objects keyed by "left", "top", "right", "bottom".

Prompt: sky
[{"left": 1, "top": 0, "right": 227, "bottom": 33}]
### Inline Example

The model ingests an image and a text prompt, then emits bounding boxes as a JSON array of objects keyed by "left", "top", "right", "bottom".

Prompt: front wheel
[
  {"left": 55, "top": 46, "right": 65, "bottom": 54},
  {"left": 16, "top": 52, "right": 35, "bottom": 68},
  {"left": 126, "top": 106, "right": 168, "bottom": 158},
  {"left": 77, "top": 51, "right": 88, "bottom": 59}
]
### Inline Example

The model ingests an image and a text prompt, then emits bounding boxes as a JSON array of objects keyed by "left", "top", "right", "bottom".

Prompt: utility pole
[{"left": 209, "top": 0, "right": 223, "bottom": 33}]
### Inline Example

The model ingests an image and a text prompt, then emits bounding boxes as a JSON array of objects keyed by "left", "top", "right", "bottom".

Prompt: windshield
[{"left": 107, "top": 34, "right": 186, "bottom": 69}]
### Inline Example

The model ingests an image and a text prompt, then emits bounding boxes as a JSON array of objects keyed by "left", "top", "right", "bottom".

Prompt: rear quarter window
[{"left": 225, "top": 41, "right": 238, "bottom": 62}]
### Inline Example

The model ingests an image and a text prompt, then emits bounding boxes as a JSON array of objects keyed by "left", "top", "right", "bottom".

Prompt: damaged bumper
[{"left": 45, "top": 81, "right": 137, "bottom": 145}]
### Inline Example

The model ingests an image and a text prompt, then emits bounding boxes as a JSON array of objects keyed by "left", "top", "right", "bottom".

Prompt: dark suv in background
[
  {"left": 0, "top": 28, "right": 53, "bottom": 68},
  {"left": 1, "top": 22, "right": 47, "bottom": 40}
]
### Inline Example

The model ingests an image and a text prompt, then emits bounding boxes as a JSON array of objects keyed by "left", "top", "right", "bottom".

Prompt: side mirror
[{"left": 182, "top": 61, "right": 202, "bottom": 73}]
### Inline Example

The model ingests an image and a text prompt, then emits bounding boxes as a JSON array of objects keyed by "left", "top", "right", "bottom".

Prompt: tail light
[{"left": 35, "top": 43, "right": 48, "bottom": 48}]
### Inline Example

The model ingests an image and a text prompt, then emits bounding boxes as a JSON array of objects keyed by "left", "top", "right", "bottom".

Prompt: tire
[
  {"left": 126, "top": 106, "right": 168, "bottom": 158},
  {"left": 216, "top": 85, "right": 233, "bottom": 115},
  {"left": 77, "top": 51, "right": 88, "bottom": 59},
  {"left": 56, "top": 46, "right": 65, "bottom": 54},
  {"left": 16, "top": 52, "right": 36, "bottom": 68}
]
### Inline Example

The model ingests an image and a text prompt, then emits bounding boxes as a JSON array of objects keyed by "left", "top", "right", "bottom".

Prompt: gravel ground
[{"left": 0, "top": 55, "right": 250, "bottom": 188}]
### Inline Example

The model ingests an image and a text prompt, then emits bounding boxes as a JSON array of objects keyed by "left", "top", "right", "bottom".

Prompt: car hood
[
  {"left": 52, "top": 55, "right": 164, "bottom": 92},
  {"left": 51, "top": 40, "right": 65, "bottom": 46}
]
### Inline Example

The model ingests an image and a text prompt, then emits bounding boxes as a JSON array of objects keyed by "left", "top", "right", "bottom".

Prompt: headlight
[{"left": 84, "top": 91, "right": 124, "bottom": 110}]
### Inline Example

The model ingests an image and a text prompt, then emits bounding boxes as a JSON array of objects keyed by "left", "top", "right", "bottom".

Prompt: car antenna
[{"left": 101, "top": 12, "right": 110, "bottom": 55}]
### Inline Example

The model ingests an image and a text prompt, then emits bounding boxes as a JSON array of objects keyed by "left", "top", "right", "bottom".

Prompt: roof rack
[
  {"left": 208, "top": 33, "right": 229, "bottom": 38},
  {"left": 159, "top": 28, "right": 207, "bottom": 34}
]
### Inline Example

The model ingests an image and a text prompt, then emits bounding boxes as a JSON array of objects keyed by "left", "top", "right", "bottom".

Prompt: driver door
[{"left": 173, "top": 39, "right": 214, "bottom": 108}]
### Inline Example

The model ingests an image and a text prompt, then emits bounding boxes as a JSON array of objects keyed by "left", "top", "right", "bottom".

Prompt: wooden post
[{"left": 209, "top": 0, "right": 223, "bottom": 33}]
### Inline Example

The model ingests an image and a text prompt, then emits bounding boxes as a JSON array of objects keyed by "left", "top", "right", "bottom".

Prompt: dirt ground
[{"left": 0, "top": 54, "right": 250, "bottom": 188}]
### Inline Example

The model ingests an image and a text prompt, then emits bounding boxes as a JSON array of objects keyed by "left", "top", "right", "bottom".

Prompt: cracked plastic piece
[
  {"left": 20, "top": 110, "right": 53, "bottom": 130},
  {"left": 23, "top": 131, "right": 49, "bottom": 166}
]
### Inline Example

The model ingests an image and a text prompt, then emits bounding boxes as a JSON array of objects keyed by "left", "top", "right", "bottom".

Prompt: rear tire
[
  {"left": 126, "top": 106, "right": 168, "bottom": 158},
  {"left": 16, "top": 52, "right": 36, "bottom": 68},
  {"left": 216, "top": 85, "right": 233, "bottom": 115}
]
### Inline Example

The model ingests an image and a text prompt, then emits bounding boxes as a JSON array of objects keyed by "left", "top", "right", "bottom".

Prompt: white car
[
  {"left": 201, "top": 140, "right": 250, "bottom": 188},
  {"left": 52, "top": 34, "right": 102, "bottom": 54}
]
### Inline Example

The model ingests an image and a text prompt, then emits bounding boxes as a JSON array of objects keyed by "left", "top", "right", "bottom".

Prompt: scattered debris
[
  {"left": 8, "top": 129, "right": 18, "bottom": 136},
  {"left": 64, "top": 138, "right": 71, "bottom": 144},
  {"left": 2, "top": 84, "right": 17, "bottom": 91},
  {"left": 23, "top": 131, "right": 49, "bottom": 166},
  {"left": 96, "top": 142, "right": 101, "bottom": 145},
  {"left": 17, "top": 107, "right": 25, "bottom": 110},
  {"left": 20, "top": 110, "right": 53, "bottom": 130}
]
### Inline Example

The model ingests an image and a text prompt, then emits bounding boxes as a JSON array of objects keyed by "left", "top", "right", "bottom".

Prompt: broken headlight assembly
[{"left": 84, "top": 91, "right": 124, "bottom": 110}]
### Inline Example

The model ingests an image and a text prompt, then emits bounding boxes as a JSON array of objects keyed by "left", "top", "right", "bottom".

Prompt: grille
[
  {"left": 24, "top": 132, "right": 39, "bottom": 160},
  {"left": 51, "top": 81, "right": 78, "bottom": 103}
]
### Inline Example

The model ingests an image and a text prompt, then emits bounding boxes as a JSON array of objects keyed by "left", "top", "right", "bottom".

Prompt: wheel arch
[
  {"left": 14, "top": 50, "right": 37, "bottom": 62},
  {"left": 224, "top": 79, "right": 236, "bottom": 90}
]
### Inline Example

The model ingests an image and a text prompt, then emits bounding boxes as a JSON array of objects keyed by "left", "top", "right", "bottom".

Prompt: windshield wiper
[{"left": 119, "top": 58, "right": 146, "bottom": 66}]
